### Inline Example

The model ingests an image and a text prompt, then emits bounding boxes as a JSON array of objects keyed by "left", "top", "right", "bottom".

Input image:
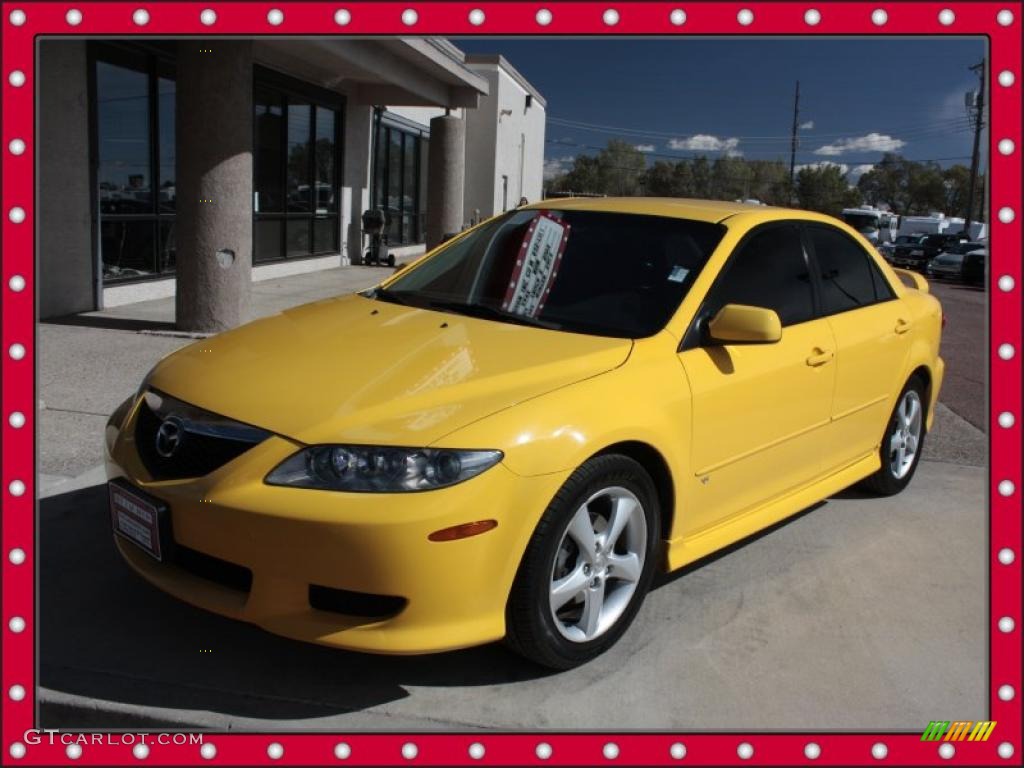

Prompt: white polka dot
[
  {"left": 939, "top": 742, "right": 955, "bottom": 759},
  {"left": 737, "top": 742, "right": 754, "bottom": 759},
  {"left": 8, "top": 138, "right": 25, "bottom": 155},
  {"left": 998, "top": 742, "right": 1015, "bottom": 759},
  {"left": 468, "top": 9, "right": 484, "bottom": 25},
  {"left": 468, "top": 743, "right": 485, "bottom": 759},
  {"left": 66, "top": 9, "right": 82, "bottom": 26},
  {"left": 872, "top": 9, "right": 888, "bottom": 25},
  {"left": 998, "top": 70, "right": 1016, "bottom": 87},
  {"left": 8, "top": 480, "right": 25, "bottom": 497},
  {"left": 8, "top": 207, "right": 25, "bottom": 223},
  {"left": 998, "top": 275, "right": 1016, "bottom": 292},
  {"left": 998, "top": 343, "right": 1015, "bottom": 360},
  {"left": 9, "top": 342, "right": 26, "bottom": 360},
  {"left": 133, "top": 743, "right": 149, "bottom": 760},
  {"left": 805, "top": 742, "right": 821, "bottom": 759},
  {"left": 999, "top": 138, "right": 1016, "bottom": 155},
  {"left": 334, "top": 9, "right": 351, "bottom": 25},
  {"left": 536, "top": 742, "right": 552, "bottom": 760},
  {"left": 999, "top": 616, "right": 1016, "bottom": 632},
  {"left": 998, "top": 207, "right": 1015, "bottom": 224},
  {"left": 999, "top": 411, "right": 1016, "bottom": 428},
  {"left": 401, "top": 742, "right": 418, "bottom": 760},
  {"left": 200, "top": 8, "right": 216, "bottom": 25},
  {"left": 603, "top": 9, "right": 619, "bottom": 26},
  {"left": 737, "top": 8, "right": 754, "bottom": 25},
  {"left": 805, "top": 9, "right": 821, "bottom": 26},
  {"left": 9, "top": 616, "right": 26, "bottom": 633},
  {"left": 334, "top": 742, "right": 351, "bottom": 759},
  {"left": 998, "top": 480, "right": 1016, "bottom": 496},
  {"left": 9, "top": 548, "right": 26, "bottom": 565},
  {"left": 998, "top": 684, "right": 1015, "bottom": 701},
  {"left": 997, "top": 9, "right": 1014, "bottom": 25},
  {"left": 132, "top": 9, "right": 149, "bottom": 26},
  {"left": 267, "top": 8, "right": 284, "bottom": 25},
  {"left": 66, "top": 744, "right": 82, "bottom": 760},
  {"left": 401, "top": 8, "right": 417, "bottom": 25},
  {"left": 267, "top": 743, "right": 283, "bottom": 759},
  {"left": 200, "top": 743, "right": 216, "bottom": 759},
  {"left": 669, "top": 743, "right": 687, "bottom": 759},
  {"left": 8, "top": 411, "right": 26, "bottom": 429},
  {"left": 536, "top": 8, "right": 552, "bottom": 26},
  {"left": 603, "top": 742, "right": 619, "bottom": 759},
  {"left": 999, "top": 548, "right": 1016, "bottom": 565},
  {"left": 9, "top": 742, "right": 26, "bottom": 759},
  {"left": 9, "top": 274, "right": 26, "bottom": 292},
  {"left": 938, "top": 9, "right": 955, "bottom": 25},
  {"left": 8, "top": 9, "right": 25, "bottom": 25},
  {"left": 8, "top": 685, "right": 25, "bottom": 701},
  {"left": 8, "top": 70, "right": 26, "bottom": 87},
  {"left": 872, "top": 742, "right": 888, "bottom": 760}
]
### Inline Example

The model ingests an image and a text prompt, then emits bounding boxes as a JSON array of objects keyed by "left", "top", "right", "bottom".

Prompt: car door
[
  {"left": 803, "top": 223, "right": 912, "bottom": 471},
  {"left": 677, "top": 222, "right": 836, "bottom": 535}
]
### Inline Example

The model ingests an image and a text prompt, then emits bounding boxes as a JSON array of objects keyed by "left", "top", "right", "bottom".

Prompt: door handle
[
  {"left": 806, "top": 348, "right": 834, "bottom": 367},
  {"left": 895, "top": 318, "right": 912, "bottom": 334}
]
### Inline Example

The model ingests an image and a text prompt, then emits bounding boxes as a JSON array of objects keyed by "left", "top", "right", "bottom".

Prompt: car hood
[{"left": 146, "top": 294, "right": 632, "bottom": 446}]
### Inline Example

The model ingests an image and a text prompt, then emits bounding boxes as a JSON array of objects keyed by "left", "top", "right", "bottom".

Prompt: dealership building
[{"left": 37, "top": 38, "right": 546, "bottom": 329}]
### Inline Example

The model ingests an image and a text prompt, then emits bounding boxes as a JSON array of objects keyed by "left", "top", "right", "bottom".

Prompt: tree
[
  {"left": 795, "top": 165, "right": 861, "bottom": 216},
  {"left": 595, "top": 140, "right": 646, "bottom": 196}
]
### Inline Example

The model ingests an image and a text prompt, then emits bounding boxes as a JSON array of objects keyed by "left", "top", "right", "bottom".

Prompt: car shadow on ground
[{"left": 39, "top": 484, "right": 557, "bottom": 726}]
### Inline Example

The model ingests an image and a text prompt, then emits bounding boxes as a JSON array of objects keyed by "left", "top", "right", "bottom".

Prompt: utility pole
[
  {"left": 963, "top": 60, "right": 985, "bottom": 236},
  {"left": 789, "top": 80, "right": 800, "bottom": 203}
]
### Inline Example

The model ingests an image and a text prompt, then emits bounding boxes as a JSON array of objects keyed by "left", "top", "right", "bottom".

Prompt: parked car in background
[
  {"left": 960, "top": 247, "right": 987, "bottom": 287},
  {"left": 880, "top": 234, "right": 926, "bottom": 263},
  {"left": 925, "top": 241, "right": 987, "bottom": 281},
  {"left": 892, "top": 233, "right": 969, "bottom": 271}
]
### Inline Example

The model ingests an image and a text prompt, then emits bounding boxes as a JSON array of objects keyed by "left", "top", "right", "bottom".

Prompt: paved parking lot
[{"left": 37, "top": 266, "right": 988, "bottom": 731}]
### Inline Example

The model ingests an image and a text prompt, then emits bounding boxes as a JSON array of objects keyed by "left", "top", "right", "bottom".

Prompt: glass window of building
[{"left": 372, "top": 116, "right": 428, "bottom": 246}]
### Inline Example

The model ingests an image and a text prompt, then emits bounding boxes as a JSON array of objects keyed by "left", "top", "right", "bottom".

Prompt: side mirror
[{"left": 707, "top": 304, "right": 782, "bottom": 344}]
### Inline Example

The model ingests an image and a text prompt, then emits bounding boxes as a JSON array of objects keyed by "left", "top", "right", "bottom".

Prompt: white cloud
[
  {"left": 667, "top": 134, "right": 741, "bottom": 153},
  {"left": 543, "top": 155, "right": 575, "bottom": 180},
  {"left": 813, "top": 132, "right": 906, "bottom": 156},
  {"left": 799, "top": 120, "right": 815, "bottom": 130},
  {"left": 797, "top": 161, "right": 849, "bottom": 175},
  {"left": 796, "top": 161, "right": 876, "bottom": 187},
  {"left": 634, "top": 144, "right": 656, "bottom": 153},
  {"left": 847, "top": 163, "right": 876, "bottom": 183}
]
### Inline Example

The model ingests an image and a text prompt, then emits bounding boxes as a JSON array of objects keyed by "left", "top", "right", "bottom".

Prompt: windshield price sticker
[{"left": 502, "top": 212, "right": 571, "bottom": 318}]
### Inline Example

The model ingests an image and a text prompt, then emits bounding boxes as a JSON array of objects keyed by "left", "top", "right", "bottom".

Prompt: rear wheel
[
  {"left": 860, "top": 376, "right": 927, "bottom": 495},
  {"left": 505, "top": 455, "right": 659, "bottom": 669}
]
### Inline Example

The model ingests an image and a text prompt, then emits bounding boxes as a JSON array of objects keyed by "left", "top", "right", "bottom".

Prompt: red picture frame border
[{"left": 2, "top": 3, "right": 1020, "bottom": 765}]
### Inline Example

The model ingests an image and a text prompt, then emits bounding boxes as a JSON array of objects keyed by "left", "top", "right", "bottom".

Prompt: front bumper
[{"left": 105, "top": 398, "right": 569, "bottom": 654}]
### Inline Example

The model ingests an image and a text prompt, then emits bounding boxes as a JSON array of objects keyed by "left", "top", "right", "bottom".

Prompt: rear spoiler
[{"left": 892, "top": 267, "right": 930, "bottom": 294}]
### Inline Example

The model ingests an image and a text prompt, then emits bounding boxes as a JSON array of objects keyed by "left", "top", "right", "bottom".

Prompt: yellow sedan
[{"left": 105, "top": 198, "right": 944, "bottom": 669}]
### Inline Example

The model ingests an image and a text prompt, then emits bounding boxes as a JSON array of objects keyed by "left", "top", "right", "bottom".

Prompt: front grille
[
  {"left": 134, "top": 391, "right": 270, "bottom": 480},
  {"left": 309, "top": 584, "right": 407, "bottom": 618},
  {"left": 173, "top": 545, "right": 253, "bottom": 593}
]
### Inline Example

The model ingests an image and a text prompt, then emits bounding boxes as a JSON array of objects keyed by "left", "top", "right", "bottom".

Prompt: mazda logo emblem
[{"left": 155, "top": 416, "right": 185, "bottom": 459}]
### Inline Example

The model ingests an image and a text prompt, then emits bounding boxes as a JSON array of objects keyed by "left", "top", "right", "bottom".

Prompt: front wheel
[
  {"left": 860, "top": 376, "right": 927, "bottom": 495},
  {"left": 505, "top": 455, "right": 659, "bottom": 669}
]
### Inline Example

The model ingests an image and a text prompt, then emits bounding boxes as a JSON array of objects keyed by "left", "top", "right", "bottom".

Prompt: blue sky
[{"left": 453, "top": 37, "right": 986, "bottom": 183}]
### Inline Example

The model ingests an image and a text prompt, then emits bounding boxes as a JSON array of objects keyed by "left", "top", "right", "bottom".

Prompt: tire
[
  {"left": 387, "top": 254, "right": 396, "bottom": 267},
  {"left": 859, "top": 375, "right": 927, "bottom": 496},
  {"left": 505, "top": 454, "right": 660, "bottom": 669}
]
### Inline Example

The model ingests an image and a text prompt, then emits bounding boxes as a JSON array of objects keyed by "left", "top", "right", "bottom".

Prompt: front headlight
[{"left": 264, "top": 445, "right": 503, "bottom": 492}]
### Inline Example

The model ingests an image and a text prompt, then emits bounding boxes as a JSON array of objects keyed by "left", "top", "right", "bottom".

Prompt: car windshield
[
  {"left": 948, "top": 241, "right": 982, "bottom": 254},
  {"left": 375, "top": 209, "right": 725, "bottom": 338},
  {"left": 842, "top": 213, "right": 879, "bottom": 233},
  {"left": 895, "top": 236, "right": 922, "bottom": 244}
]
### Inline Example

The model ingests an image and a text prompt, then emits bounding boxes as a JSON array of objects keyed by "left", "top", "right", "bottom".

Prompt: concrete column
[
  {"left": 175, "top": 41, "right": 253, "bottom": 332},
  {"left": 38, "top": 41, "right": 94, "bottom": 318},
  {"left": 343, "top": 103, "right": 374, "bottom": 265},
  {"left": 425, "top": 114, "right": 466, "bottom": 250}
]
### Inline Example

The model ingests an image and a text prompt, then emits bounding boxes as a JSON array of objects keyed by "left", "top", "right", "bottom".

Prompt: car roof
[{"left": 525, "top": 196, "right": 788, "bottom": 224}]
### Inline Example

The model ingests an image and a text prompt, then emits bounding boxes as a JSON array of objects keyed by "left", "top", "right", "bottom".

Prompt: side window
[
  {"left": 708, "top": 225, "right": 814, "bottom": 327},
  {"left": 809, "top": 225, "right": 895, "bottom": 314}
]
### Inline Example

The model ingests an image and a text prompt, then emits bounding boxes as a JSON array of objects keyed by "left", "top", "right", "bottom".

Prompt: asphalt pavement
[{"left": 36, "top": 266, "right": 989, "bottom": 732}]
